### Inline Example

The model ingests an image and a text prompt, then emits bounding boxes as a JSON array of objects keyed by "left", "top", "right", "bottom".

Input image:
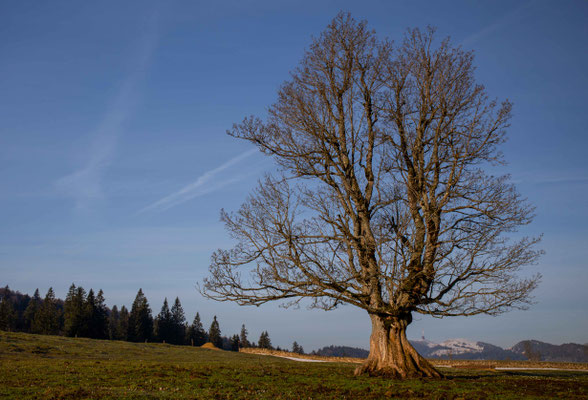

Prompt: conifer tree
[
  {"left": 14, "top": 293, "right": 31, "bottom": 332},
  {"left": 0, "top": 296, "right": 16, "bottom": 331},
  {"left": 23, "top": 288, "right": 41, "bottom": 332},
  {"left": 118, "top": 305, "right": 129, "bottom": 341},
  {"left": 230, "top": 334, "right": 240, "bottom": 351},
  {"left": 74, "top": 286, "right": 87, "bottom": 334},
  {"left": 292, "top": 341, "right": 304, "bottom": 354},
  {"left": 186, "top": 312, "right": 207, "bottom": 346},
  {"left": 108, "top": 305, "right": 120, "bottom": 340},
  {"left": 64, "top": 285, "right": 86, "bottom": 337},
  {"left": 155, "top": 298, "right": 172, "bottom": 343},
  {"left": 93, "top": 289, "right": 108, "bottom": 339},
  {"left": 208, "top": 315, "right": 222, "bottom": 348},
  {"left": 170, "top": 297, "right": 186, "bottom": 345},
  {"left": 128, "top": 289, "right": 153, "bottom": 342},
  {"left": 82, "top": 289, "right": 96, "bottom": 338},
  {"left": 239, "top": 324, "right": 249, "bottom": 348},
  {"left": 258, "top": 331, "right": 273, "bottom": 349},
  {"left": 33, "top": 287, "right": 61, "bottom": 335},
  {"left": 63, "top": 284, "right": 77, "bottom": 335}
]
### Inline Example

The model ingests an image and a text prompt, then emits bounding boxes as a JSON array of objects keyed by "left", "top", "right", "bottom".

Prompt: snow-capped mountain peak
[
  {"left": 439, "top": 338, "right": 483, "bottom": 353},
  {"left": 426, "top": 338, "right": 484, "bottom": 357}
]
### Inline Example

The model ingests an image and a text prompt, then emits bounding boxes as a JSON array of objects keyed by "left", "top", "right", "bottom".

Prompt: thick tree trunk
[{"left": 354, "top": 313, "right": 442, "bottom": 379}]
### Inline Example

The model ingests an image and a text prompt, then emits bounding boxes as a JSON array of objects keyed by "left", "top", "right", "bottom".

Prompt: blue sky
[{"left": 1, "top": 0, "right": 587, "bottom": 350}]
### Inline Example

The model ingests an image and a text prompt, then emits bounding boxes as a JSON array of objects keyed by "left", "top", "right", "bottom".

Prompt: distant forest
[{"left": 0, "top": 285, "right": 305, "bottom": 354}]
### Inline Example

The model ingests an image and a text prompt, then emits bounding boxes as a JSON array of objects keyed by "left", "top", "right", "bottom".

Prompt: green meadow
[{"left": 1, "top": 331, "right": 587, "bottom": 399}]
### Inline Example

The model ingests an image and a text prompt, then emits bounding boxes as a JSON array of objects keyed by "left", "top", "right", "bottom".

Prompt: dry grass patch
[{"left": 200, "top": 342, "right": 222, "bottom": 351}]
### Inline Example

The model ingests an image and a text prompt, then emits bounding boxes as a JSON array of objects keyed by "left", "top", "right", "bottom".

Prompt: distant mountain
[
  {"left": 314, "top": 345, "right": 369, "bottom": 358},
  {"left": 314, "top": 339, "right": 588, "bottom": 363},
  {"left": 411, "top": 338, "right": 526, "bottom": 361},
  {"left": 411, "top": 339, "right": 438, "bottom": 356},
  {"left": 510, "top": 340, "right": 588, "bottom": 363},
  {"left": 430, "top": 338, "right": 484, "bottom": 357}
]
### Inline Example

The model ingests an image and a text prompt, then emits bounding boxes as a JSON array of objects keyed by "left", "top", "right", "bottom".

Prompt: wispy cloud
[
  {"left": 139, "top": 148, "right": 258, "bottom": 213},
  {"left": 56, "top": 17, "right": 159, "bottom": 210},
  {"left": 460, "top": 1, "right": 536, "bottom": 47}
]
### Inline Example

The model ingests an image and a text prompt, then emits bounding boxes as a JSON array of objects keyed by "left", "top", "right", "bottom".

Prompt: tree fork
[{"left": 354, "top": 313, "right": 443, "bottom": 379}]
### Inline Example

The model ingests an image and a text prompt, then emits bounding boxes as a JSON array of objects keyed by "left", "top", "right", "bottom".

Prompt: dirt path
[{"left": 276, "top": 355, "right": 327, "bottom": 363}]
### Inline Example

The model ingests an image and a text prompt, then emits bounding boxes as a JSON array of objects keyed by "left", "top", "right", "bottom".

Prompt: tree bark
[{"left": 354, "top": 313, "right": 443, "bottom": 379}]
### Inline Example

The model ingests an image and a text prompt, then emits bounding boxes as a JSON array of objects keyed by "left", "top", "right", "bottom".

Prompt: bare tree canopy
[{"left": 201, "top": 13, "right": 542, "bottom": 378}]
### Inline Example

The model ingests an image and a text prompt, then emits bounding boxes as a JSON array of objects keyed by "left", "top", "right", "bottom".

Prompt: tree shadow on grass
[
  {"left": 442, "top": 369, "right": 588, "bottom": 380},
  {"left": 500, "top": 370, "right": 588, "bottom": 378}
]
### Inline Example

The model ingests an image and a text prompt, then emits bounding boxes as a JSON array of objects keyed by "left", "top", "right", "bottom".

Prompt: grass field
[{"left": 1, "top": 331, "right": 587, "bottom": 399}]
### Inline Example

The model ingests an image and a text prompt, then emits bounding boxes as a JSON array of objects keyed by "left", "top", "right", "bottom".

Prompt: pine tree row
[{"left": 0, "top": 285, "right": 303, "bottom": 353}]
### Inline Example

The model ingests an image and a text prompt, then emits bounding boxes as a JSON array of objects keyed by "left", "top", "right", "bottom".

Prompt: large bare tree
[{"left": 201, "top": 14, "right": 542, "bottom": 378}]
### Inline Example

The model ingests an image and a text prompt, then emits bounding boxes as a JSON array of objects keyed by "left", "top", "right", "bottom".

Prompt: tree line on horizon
[{"left": 0, "top": 285, "right": 304, "bottom": 354}]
